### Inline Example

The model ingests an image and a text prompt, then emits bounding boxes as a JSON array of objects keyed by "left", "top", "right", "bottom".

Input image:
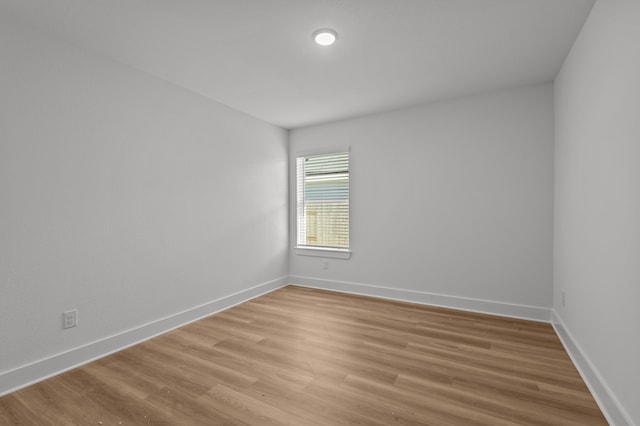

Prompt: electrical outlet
[
  {"left": 63, "top": 309, "right": 78, "bottom": 329},
  {"left": 321, "top": 259, "right": 329, "bottom": 269},
  {"left": 561, "top": 291, "right": 566, "bottom": 308}
]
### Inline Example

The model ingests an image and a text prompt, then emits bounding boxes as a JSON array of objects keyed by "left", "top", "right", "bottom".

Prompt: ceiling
[{"left": 1, "top": 0, "right": 595, "bottom": 129}]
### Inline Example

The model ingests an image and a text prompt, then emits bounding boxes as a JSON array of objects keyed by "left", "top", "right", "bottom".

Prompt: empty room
[{"left": 1, "top": 0, "right": 638, "bottom": 425}]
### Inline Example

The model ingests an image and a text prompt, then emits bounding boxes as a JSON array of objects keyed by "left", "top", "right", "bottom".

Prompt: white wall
[
  {"left": 290, "top": 84, "right": 554, "bottom": 313},
  {"left": 0, "top": 19, "right": 288, "bottom": 376},
  {"left": 554, "top": 0, "right": 640, "bottom": 424}
]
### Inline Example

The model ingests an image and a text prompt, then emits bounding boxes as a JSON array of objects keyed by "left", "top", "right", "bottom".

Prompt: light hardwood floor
[{"left": 0, "top": 286, "right": 607, "bottom": 425}]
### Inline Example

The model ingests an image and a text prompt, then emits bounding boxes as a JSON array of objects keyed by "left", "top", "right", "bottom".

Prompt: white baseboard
[
  {"left": 288, "top": 275, "right": 551, "bottom": 322},
  {"left": 552, "top": 312, "right": 633, "bottom": 426},
  {"left": 0, "top": 276, "right": 288, "bottom": 398}
]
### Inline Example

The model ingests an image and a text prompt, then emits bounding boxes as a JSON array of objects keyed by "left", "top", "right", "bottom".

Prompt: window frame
[{"left": 295, "top": 150, "right": 351, "bottom": 259}]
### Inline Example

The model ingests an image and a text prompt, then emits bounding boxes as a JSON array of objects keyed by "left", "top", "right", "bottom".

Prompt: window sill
[{"left": 295, "top": 247, "right": 352, "bottom": 259}]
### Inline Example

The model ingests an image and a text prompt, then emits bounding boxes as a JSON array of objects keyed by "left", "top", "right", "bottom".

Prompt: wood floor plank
[{"left": 0, "top": 285, "right": 607, "bottom": 425}]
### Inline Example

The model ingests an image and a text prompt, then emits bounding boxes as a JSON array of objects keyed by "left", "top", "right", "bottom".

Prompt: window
[{"left": 296, "top": 152, "right": 349, "bottom": 251}]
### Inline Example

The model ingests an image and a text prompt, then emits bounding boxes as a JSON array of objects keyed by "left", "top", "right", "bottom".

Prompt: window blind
[{"left": 296, "top": 152, "right": 349, "bottom": 249}]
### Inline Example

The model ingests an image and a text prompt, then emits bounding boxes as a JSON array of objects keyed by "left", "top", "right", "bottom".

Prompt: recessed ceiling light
[{"left": 313, "top": 28, "right": 338, "bottom": 46}]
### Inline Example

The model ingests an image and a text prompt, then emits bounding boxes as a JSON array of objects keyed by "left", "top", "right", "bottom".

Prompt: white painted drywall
[
  {"left": 289, "top": 84, "right": 554, "bottom": 309},
  {"left": 554, "top": 0, "right": 640, "bottom": 423},
  {"left": 0, "top": 19, "right": 288, "bottom": 374}
]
